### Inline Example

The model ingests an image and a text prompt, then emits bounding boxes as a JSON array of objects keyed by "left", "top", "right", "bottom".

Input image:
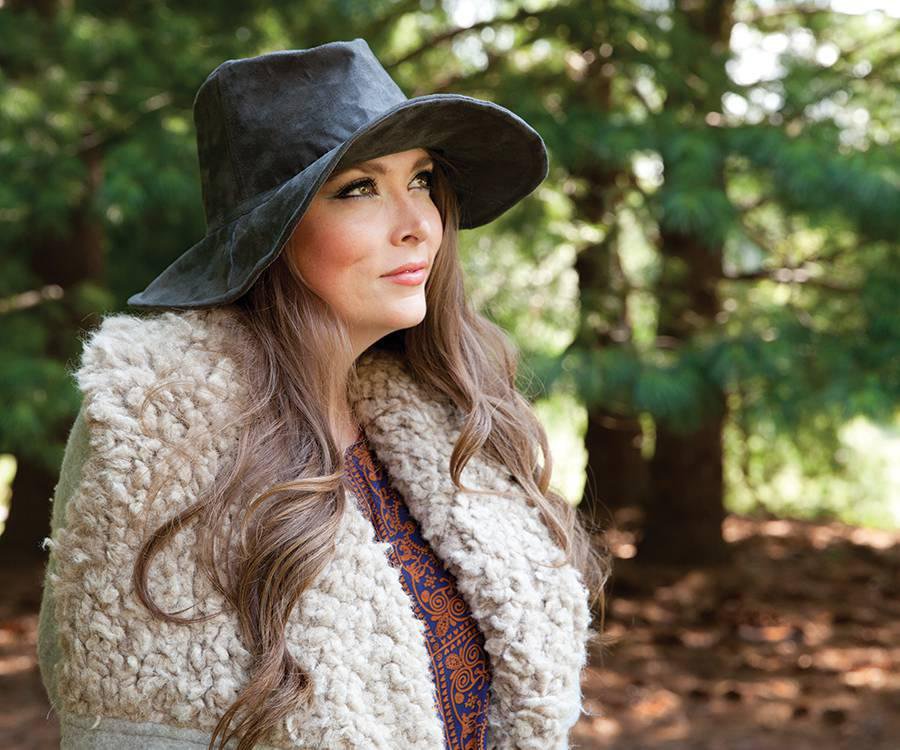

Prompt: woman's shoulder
[
  {"left": 74, "top": 307, "right": 241, "bottom": 387},
  {"left": 70, "top": 306, "right": 251, "bottom": 462}
]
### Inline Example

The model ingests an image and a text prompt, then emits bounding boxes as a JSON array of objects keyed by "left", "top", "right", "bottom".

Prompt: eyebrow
[{"left": 327, "top": 154, "right": 434, "bottom": 181}]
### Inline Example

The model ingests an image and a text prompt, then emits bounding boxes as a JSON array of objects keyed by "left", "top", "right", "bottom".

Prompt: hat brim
[{"left": 127, "top": 93, "right": 548, "bottom": 309}]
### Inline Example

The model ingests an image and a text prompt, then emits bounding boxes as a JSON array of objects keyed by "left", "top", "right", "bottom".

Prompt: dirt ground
[
  {"left": 572, "top": 514, "right": 900, "bottom": 750},
  {"left": 2, "top": 513, "right": 897, "bottom": 749}
]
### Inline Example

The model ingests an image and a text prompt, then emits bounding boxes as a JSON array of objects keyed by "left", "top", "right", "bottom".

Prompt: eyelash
[{"left": 335, "top": 170, "right": 434, "bottom": 199}]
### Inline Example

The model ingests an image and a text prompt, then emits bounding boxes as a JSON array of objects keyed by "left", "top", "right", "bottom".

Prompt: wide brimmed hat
[{"left": 127, "top": 38, "right": 549, "bottom": 310}]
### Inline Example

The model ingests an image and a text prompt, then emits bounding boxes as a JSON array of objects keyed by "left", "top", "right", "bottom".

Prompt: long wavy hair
[{"left": 132, "top": 148, "right": 612, "bottom": 750}]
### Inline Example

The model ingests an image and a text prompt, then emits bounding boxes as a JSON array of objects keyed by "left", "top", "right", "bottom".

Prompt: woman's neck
[{"left": 337, "top": 415, "right": 363, "bottom": 453}]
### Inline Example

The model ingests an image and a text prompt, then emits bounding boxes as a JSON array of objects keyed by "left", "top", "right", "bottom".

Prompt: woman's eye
[
  {"left": 336, "top": 178, "right": 375, "bottom": 198},
  {"left": 413, "top": 170, "right": 434, "bottom": 189},
  {"left": 336, "top": 170, "right": 433, "bottom": 199}
]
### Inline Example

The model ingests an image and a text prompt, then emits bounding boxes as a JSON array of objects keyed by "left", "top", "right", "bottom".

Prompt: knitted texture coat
[{"left": 37, "top": 307, "right": 594, "bottom": 749}]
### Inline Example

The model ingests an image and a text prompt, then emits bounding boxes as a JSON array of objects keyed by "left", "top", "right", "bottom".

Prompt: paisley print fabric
[{"left": 344, "top": 432, "right": 491, "bottom": 750}]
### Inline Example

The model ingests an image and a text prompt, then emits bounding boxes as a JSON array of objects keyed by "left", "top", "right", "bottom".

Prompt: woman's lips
[{"left": 382, "top": 268, "right": 427, "bottom": 285}]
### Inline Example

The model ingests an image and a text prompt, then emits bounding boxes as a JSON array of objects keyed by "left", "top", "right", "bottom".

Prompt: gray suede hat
[{"left": 127, "top": 37, "right": 549, "bottom": 310}]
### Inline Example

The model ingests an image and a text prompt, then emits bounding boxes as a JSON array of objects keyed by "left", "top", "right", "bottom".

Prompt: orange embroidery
[{"left": 344, "top": 436, "right": 491, "bottom": 750}]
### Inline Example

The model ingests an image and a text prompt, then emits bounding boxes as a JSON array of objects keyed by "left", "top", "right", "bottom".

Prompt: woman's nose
[{"left": 389, "top": 193, "right": 434, "bottom": 246}]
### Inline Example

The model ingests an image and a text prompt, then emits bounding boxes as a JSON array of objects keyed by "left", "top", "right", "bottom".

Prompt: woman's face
[{"left": 287, "top": 147, "right": 443, "bottom": 356}]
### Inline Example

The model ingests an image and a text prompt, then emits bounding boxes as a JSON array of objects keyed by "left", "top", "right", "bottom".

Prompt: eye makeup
[{"left": 333, "top": 169, "right": 433, "bottom": 199}]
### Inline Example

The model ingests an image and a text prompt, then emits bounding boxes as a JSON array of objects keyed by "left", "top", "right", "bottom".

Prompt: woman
[{"left": 37, "top": 39, "right": 611, "bottom": 750}]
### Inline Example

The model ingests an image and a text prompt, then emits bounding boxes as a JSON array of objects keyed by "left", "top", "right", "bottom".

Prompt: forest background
[{"left": 0, "top": 1, "right": 897, "bottom": 748}]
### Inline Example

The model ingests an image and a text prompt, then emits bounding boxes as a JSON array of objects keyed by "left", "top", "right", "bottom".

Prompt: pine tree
[{"left": 389, "top": 0, "right": 899, "bottom": 564}]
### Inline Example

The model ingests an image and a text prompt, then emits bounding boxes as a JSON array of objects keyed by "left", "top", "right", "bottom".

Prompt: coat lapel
[{"left": 352, "top": 350, "right": 593, "bottom": 750}]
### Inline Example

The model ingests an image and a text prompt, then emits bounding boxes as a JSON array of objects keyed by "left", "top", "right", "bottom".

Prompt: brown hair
[{"left": 132, "top": 149, "right": 611, "bottom": 750}]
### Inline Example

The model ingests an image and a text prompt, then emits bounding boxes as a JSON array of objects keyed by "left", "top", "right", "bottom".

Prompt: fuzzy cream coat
[{"left": 37, "top": 307, "right": 595, "bottom": 749}]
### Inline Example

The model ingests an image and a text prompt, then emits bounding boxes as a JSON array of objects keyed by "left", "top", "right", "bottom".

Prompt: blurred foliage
[
  {"left": 447, "top": 1, "right": 899, "bottom": 527},
  {"left": 0, "top": 0, "right": 897, "bottom": 531}
]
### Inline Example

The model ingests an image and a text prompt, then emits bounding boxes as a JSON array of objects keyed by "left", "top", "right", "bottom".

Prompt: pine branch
[
  {"left": 793, "top": 244, "right": 857, "bottom": 268},
  {"left": 838, "top": 25, "right": 899, "bottom": 61},
  {"left": 723, "top": 267, "right": 858, "bottom": 292},
  {"left": 0, "top": 285, "right": 64, "bottom": 315},
  {"left": 386, "top": 6, "right": 553, "bottom": 67},
  {"left": 791, "top": 49, "right": 900, "bottom": 118},
  {"left": 740, "top": 3, "right": 874, "bottom": 24},
  {"left": 730, "top": 220, "right": 860, "bottom": 292},
  {"left": 422, "top": 49, "right": 504, "bottom": 94},
  {"left": 363, "top": 0, "right": 424, "bottom": 43},
  {"left": 76, "top": 91, "right": 175, "bottom": 155}
]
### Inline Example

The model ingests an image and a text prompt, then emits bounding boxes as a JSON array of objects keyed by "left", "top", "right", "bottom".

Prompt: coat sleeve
[
  {"left": 38, "top": 403, "right": 91, "bottom": 715},
  {"left": 37, "top": 407, "right": 245, "bottom": 749}
]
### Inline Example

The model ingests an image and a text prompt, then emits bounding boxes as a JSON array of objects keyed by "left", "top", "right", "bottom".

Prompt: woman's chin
[
  {"left": 385, "top": 297, "right": 427, "bottom": 325},
  {"left": 391, "top": 310, "right": 427, "bottom": 330}
]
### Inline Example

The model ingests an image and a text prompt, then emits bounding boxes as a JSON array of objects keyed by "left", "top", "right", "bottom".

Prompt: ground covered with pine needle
[{"left": 574, "top": 514, "right": 900, "bottom": 750}]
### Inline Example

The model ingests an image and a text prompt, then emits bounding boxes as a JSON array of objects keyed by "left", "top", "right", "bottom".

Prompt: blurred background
[{"left": 0, "top": 0, "right": 897, "bottom": 748}]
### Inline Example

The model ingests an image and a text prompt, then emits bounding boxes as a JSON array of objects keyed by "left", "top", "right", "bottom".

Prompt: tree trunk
[
  {"left": 640, "top": 389, "right": 730, "bottom": 564},
  {"left": 636, "top": 0, "right": 736, "bottom": 566},
  {"left": 571, "top": 58, "right": 646, "bottom": 520},
  {"left": 583, "top": 407, "right": 645, "bottom": 516}
]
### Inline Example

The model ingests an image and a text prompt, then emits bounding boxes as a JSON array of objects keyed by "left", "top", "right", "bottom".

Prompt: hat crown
[{"left": 193, "top": 39, "right": 406, "bottom": 229}]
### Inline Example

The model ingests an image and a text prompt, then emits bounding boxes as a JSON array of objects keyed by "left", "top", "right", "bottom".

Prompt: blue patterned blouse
[{"left": 343, "top": 431, "right": 492, "bottom": 750}]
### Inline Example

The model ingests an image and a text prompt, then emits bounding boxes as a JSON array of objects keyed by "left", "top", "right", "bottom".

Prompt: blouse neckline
[{"left": 344, "top": 432, "right": 366, "bottom": 454}]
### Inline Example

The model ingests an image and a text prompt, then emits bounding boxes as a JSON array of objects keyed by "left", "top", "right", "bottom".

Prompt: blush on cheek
[{"left": 298, "top": 230, "right": 363, "bottom": 279}]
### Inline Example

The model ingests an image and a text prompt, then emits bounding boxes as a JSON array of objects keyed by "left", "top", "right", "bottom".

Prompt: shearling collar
[
  {"left": 56, "top": 306, "right": 592, "bottom": 750},
  {"left": 350, "top": 349, "right": 594, "bottom": 749}
]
